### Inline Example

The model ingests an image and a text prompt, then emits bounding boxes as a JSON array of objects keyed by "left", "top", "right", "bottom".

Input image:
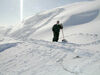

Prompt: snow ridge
[
  {"left": 0, "top": 39, "right": 100, "bottom": 75},
  {"left": 0, "top": 0, "right": 100, "bottom": 75}
]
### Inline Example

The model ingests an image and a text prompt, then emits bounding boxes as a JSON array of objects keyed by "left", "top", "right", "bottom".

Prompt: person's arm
[{"left": 60, "top": 23, "right": 63, "bottom": 29}]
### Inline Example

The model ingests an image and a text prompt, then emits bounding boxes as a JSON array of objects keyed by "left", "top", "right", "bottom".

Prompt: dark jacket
[{"left": 52, "top": 24, "right": 63, "bottom": 33}]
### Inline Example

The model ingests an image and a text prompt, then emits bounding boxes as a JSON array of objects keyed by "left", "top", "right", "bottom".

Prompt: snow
[
  {"left": 0, "top": 43, "right": 17, "bottom": 52},
  {"left": 0, "top": 0, "right": 100, "bottom": 75},
  {"left": 0, "top": 39, "right": 100, "bottom": 75},
  {"left": 7, "top": 0, "right": 100, "bottom": 42}
]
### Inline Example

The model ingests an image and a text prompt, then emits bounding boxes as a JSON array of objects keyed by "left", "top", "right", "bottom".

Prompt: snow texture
[{"left": 0, "top": 0, "right": 100, "bottom": 75}]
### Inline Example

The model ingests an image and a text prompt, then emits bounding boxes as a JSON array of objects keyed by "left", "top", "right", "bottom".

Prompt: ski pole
[{"left": 62, "top": 29, "right": 64, "bottom": 39}]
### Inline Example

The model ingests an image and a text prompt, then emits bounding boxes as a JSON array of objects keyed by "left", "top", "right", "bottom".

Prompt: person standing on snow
[{"left": 52, "top": 21, "right": 63, "bottom": 42}]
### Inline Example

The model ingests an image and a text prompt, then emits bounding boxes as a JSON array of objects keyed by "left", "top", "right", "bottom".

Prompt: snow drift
[
  {"left": 0, "top": 0, "right": 100, "bottom": 75},
  {"left": 0, "top": 39, "right": 100, "bottom": 75},
  {"left": 8, "top": 0, "right": 100, "bottom": 43}
]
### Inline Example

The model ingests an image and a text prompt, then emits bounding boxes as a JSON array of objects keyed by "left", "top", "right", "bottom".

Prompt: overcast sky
[{"left": 0, "top": 0, "right": 92, "bottom": 26}]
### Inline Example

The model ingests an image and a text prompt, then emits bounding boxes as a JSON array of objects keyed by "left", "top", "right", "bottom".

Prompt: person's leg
[
  {"left": 53, "top": 32, "right": 59, "bottom": 42},
  {"left": 53, "top": 32, "right": 60, "bottom": 42},
  {"left": 56, "top": 33, "right": 59, "bottom": 42},
  {"left": 53, "top": 32, "right": 56, "bottom": 42}
]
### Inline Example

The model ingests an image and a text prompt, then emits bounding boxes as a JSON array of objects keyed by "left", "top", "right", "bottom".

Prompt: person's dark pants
[{"left": 53, "top": 32, "right": 59, "bottom": 42}]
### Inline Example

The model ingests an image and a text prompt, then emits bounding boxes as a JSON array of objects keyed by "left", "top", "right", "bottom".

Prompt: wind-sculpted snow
[
  {"left": 0, "top": 43, "right": 17, "bottom": 52},
  {"left": 0, "top": 39, "right": 100, "bottom": 75},
  {"left": 63, "top": 10, "right": 99, "bottom": 26},
  {"left": 0, "top": 0, "right": 100, "bottom": 75},
  {"left": 8, "top": 0, "right": 100, "bottom": 42}
]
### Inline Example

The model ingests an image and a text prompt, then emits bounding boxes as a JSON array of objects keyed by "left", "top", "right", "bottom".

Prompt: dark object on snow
[
  {"left": 73, "top": 56, "right": 81, "bottom": 59},
  {"left": 52, "top": 21, "right": 63, "bottom": 42},
  {"left": 62, "top": 39, "right": 68, "bottom": 43}
]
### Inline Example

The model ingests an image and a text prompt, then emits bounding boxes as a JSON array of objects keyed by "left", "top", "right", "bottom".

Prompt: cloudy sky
[{"left": 0, "top": 0, "right": 91, "bottom": 26}]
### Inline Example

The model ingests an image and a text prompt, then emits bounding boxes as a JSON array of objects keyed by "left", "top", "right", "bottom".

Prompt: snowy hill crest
[
  {"left": 0, "top": 0, "right": 100, "bottom": 75},
  {"left": 8, "top": 0, "right": 100, "bottom": 42}
]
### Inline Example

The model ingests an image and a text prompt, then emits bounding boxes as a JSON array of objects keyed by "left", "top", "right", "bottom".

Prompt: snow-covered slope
[
  {"left": 8, "top": 0, "right": 100, "bottom": 43},
  {"left": 0, "top": 0, "right": 100, "bottom": 75},
  {"left": 0, "top": 39, "right": 100, "bottom": 75}
]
